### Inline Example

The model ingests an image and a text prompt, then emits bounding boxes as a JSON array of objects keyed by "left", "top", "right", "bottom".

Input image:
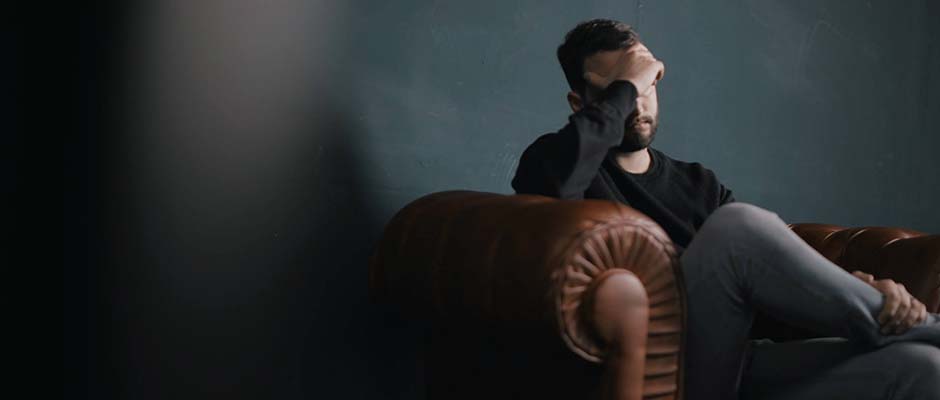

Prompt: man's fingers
[
  {"left": 880, "top": 282, "right": 911, "bottom": 334},
  {"left": 918, "top": 302, "right": 929, "bottom": 325},
  {"left": 872, "top": 279, "right": 928, "bottom": 336},
  {"left": 626, "top": 47, "right": 651, "bottom": 57},
  {"left": 892, "top": 289, "right": 915, "bottom": 334},
  {"left": 891, "top": 285, "right": 917, "bottom": 334},
  {"left": 625, "top": 43, "right": 651, "bottom": 56},
  {"left": 901, "top": 300, "right": 928, "bottom": 333},
  {"left": 583, "top": 71, "right": 607, "bottom": 89},
  {"left": 852, "top": 270, "right": 874, "bottom": 284},
  {"left": 876, "top": 281, "right": 901, "bottom": 327}
]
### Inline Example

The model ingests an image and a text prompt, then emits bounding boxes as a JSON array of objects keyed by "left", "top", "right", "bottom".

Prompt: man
[{"left": 512, "top": 19, "right": 940, "bottom": 400}]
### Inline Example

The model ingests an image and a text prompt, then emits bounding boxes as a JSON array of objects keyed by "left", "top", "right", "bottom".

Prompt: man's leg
[
  {"left": 740, "top": 338, "right": 940, "bottom": 400},
  {"left": 679, "top": 203, "right": 940, "bottom": 400}
]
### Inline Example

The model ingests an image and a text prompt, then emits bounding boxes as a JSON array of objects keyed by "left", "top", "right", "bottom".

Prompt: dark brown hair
[{"left": 557, "top": 19, "right": 639, "bottom": 95}]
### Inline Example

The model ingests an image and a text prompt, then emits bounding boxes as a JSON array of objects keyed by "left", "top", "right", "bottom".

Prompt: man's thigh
[{"left": 740, "top": 338, "right": 939, "bottom": 400}]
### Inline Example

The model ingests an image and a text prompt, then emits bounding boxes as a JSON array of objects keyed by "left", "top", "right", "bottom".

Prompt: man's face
[{"left": 572, "top": 45, "right": 660, "bottom": 152}]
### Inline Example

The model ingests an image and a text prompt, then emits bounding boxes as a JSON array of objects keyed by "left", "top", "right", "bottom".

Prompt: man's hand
[
  {"left": 851, "top": 270, "right": 928, "bottom": 335},
  {"left": 583, "top": 43, "right": 665, "bottom": 96}
]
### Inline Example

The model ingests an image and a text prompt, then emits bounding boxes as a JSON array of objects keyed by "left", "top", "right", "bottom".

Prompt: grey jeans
[{"left": 679, "top": 203, "right": 940, "bottom": 400}]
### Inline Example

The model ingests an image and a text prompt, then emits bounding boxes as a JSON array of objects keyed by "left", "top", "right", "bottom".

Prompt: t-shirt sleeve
[
  {"left": 511, "top": 81, "right": 638, "bottom": 199},
  {"left": 719, "top": 183, "right": 735, "bottom": 205}
]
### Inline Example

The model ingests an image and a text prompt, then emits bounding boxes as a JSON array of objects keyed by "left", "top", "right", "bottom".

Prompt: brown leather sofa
[{"left": 368, "top": 191, "right": 939, "bottom": 400}]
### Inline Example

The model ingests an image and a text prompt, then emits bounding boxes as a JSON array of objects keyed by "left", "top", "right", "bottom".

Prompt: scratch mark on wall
[
  {"left": 486, "top": 143, "right": 521, "bottom": 190},
  {"left": 747, "top": 5, "right": 770, "bottom": 29},
  {"left": 795, "top": 19, "right": 848, "bottom": 78},
  {"left": 635, "top": 0, "right": 644, "bottom": 30}
]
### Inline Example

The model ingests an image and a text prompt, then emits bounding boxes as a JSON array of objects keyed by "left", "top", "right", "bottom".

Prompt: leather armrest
[{"left": 368, "top": 190, "right": 683, "bottom": 365}]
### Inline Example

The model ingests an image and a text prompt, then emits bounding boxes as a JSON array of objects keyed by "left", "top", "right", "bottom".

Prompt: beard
[{"left": 618, "top": 110, "right": 658, "bottom": 152}]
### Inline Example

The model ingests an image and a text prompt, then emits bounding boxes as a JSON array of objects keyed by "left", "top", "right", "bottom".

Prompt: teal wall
[
  {"left": 69, "top": 1, "right": 939, "bottom": 398},
  {"left": 329, "top": 0, "right": 940, "bottom": 230}
]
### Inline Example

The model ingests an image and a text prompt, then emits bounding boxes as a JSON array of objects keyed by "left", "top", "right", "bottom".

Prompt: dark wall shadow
[
  {"left": 63, "top": 2, "right": 421, "bottom": 399},
  {"left": 289, "top": 102, "right": 422, "bottom": 400}
]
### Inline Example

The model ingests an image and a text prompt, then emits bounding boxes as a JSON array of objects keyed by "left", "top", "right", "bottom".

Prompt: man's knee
[
  {"left": 710, "top": 202, "right": 780, "bottom": 224},
  {"left": 699, "top": 202, "right": 783, "bottom": 241},
  {"left": 682, "top": 203, "right": 786, "bottom": 272}
]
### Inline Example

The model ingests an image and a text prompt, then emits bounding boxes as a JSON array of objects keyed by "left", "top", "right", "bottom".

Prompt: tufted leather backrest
[{"left": 790, "top": 223, "right": 940, "bottom": 312}]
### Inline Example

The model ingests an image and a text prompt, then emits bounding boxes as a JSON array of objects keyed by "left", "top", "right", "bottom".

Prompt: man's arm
[
  {"left": 511, "top": 81, "right": 637, "bottom": 199},
  {"left": 512, "top": 44, "right": 664, "bottom": 199}
]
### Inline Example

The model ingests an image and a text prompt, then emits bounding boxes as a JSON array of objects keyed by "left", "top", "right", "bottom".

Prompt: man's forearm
[{"left": 511, "top": 80, "right": 638, "bottom": 199}]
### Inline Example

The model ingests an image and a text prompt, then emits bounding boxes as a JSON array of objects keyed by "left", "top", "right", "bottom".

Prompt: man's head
[{"left": 557, "top": 19, "right": 659, "bottom": 151}]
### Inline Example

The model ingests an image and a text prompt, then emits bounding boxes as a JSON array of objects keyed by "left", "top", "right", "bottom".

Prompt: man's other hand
[
  {"left": 851, "top": 270, "right": 928, "bottom": 335},
  {"left": 583, "top": 43, "right": 664, "bottom": 96}
]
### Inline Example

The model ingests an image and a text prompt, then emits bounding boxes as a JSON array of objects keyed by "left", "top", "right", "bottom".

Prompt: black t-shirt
[
  {"left": 512, "top": 80, "right": 734, "bottom": 248},
  {"left": 600, "top": 147, "right": 734, "bottom": 248}
]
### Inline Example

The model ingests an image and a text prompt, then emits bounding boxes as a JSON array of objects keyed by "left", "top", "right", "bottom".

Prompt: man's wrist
[{"left": 597, "top": 80, "right": 638, "bottom": 117}]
